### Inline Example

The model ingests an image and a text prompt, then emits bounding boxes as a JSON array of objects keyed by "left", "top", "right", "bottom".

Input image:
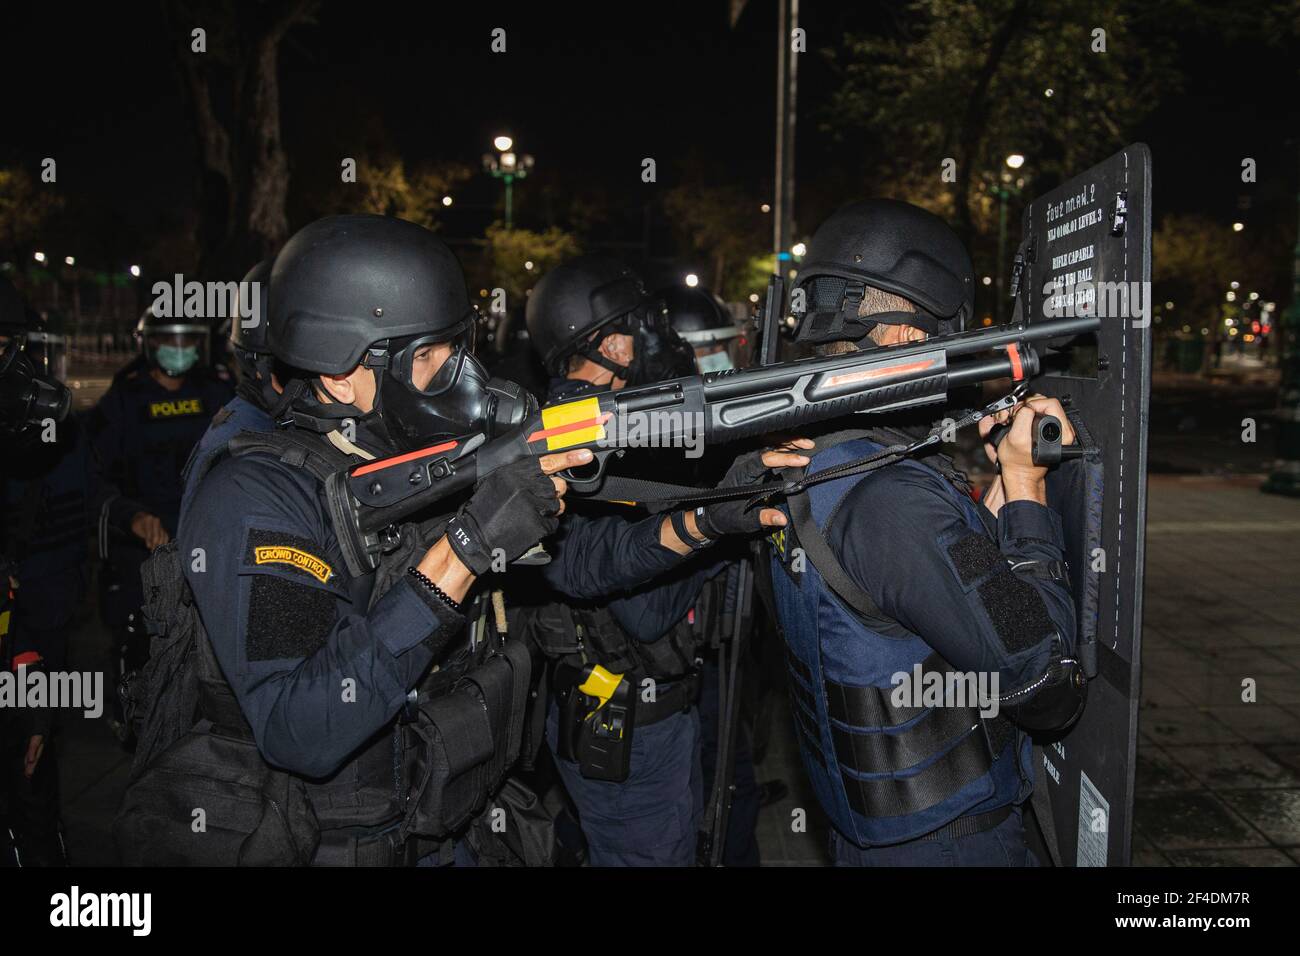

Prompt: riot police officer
[
  {"left": 722, "top": 200, "right": 1086, "bottom": 865},
  {"left": 0, "top": 277, "right": 81, "bottom": 865},
  {"left": 522, "top": 257, "right": 791, "bottom": 866},
  {"left": 124, "top": 214, "right": 588, "bottom": 866},
  {"left": 655, "top": 284, "right": 742, "bottom": 373},
  {"left": 87, "top": 304, "right": 233, "bottom": 740}
]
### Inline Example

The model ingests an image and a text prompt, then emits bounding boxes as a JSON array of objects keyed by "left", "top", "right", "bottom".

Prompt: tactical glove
[
  {"left": 445, "top": 457, "right": 561, "bottom": 575},
  {"left": 694, "top": 448, "right": 773, "bottom": 539}
]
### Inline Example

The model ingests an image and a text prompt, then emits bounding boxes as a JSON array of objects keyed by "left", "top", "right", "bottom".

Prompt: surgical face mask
[
  {"left": 696, "top": 350, "right": 733, "bottom": 374},
  {"left": 155, "top": 344, "right": 200, "bottom": 376}
]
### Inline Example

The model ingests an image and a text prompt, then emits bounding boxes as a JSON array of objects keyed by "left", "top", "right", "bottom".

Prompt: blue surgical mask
[
  {"left": 696, "top": 351, "right": 733, "bottom": 373},
  {"left": 155, "top": 344, "right": 199, "bottom": 376}
]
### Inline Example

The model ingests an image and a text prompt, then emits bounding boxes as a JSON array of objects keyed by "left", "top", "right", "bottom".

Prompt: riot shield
[{"left": 1014, "top": 144, "right": 1152, "bottom": 866}]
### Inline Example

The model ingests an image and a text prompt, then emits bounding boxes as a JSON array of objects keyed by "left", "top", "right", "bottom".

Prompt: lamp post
[
  {"left": 993, "top": 154, "right": 1026, "bottom": 325},
  {"left": 482, "top": 135, "right": 534, "bottom": 230}
]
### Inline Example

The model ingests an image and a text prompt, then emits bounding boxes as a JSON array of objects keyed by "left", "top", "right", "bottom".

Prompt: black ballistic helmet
[
  {"left": 271, "top": 215, "right": 476, "bottom": 374},
  {"left": 231, "top": 258, "right": 272, "bottom": 355},
  {"left": 657, "top": 285, "right": 738, "bottom": 347},
  {"left": 270, "top": 215, "right": 525, "bottom": 453},
  {"left": 794, "top": 199, "right": 974, "bottom": 343},
  {"left": 135, "top": 306, "right": 211, "bottom": 377},
  {"left": 229, "top": 259, "right": 281, "bottom": 412},
  {"left": 525, "top": 256, "right": 649, "bottom": 377}
]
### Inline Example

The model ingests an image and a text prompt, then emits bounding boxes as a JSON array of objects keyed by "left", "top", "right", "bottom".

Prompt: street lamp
[
  {"left": 483, "top": 135, "right": 534, "bottom": 230},
  {"left": 990, "top": 155, "right": 1027, "bottom": 323}
]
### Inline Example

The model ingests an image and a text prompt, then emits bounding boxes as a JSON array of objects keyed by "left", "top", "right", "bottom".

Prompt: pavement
[{"left": 33, "top": 464, "right": 1300, "bottom": 866}]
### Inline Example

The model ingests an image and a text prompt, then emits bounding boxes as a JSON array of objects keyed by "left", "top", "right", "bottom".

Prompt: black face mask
[
  {"left": 359, "top": 331, "right": 536, "bottom": 454},
  {"left": 626, "top": 313, "right": 697, "bottom": 386},
  {"left": 579, "top": 308, "right": 697, "bottom": 387},
  {"left": 371, "top": 344, "right": 495, "bottom": 452}
]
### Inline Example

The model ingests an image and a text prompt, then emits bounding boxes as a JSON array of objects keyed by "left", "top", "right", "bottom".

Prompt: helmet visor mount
[{"left": 794, "top": 273, "right": 944, "bottom": 345}]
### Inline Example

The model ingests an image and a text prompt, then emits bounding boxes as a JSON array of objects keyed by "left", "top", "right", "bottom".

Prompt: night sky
[{"left": 3, "top": 1, "right": 1298, "bottom": 284}]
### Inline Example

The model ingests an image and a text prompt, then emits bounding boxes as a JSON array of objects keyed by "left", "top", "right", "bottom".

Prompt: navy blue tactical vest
[{"left": 770, "top": 437, "right": 1031, "bottom": 846}]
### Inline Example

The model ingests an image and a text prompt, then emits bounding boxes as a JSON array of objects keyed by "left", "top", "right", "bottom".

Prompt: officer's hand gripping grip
[{"left": 987, "top": 413, "right": 1085, "bottom": 467}]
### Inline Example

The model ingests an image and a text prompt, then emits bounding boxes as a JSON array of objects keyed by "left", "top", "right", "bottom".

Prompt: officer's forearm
[
  {"left": 542, "top": 512, "right": 691, "bottom": 599},
  {"left": 417, "top": 536, "right": 475, "bottom": 603},
  {"left": 999, "top": 471, "right": 1047, "bottom": 506},
  {"left": 659, "top": 510, "right": 709, "bottom": 555}
]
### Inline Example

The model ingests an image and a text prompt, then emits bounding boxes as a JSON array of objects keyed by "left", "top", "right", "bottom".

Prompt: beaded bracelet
[{"left": 407, "top": 566, "right": 463, "bottom": 614}]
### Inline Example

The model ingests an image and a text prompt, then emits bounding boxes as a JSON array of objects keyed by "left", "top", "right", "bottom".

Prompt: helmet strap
[{"left": 576, "top": 339, "right": 630, "bottom": 381}]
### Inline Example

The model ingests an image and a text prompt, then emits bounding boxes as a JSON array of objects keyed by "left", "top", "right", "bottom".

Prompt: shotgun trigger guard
[{"left": 560, "top": 448, "right": 623, "bottom": 495}]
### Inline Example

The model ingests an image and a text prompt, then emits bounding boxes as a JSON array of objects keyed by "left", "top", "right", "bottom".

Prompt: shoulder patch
[
  {"left": 245, "top": 529, "right": 335, "bottom": 585},
  {"left": 947, "top": 532, "right": 1004, "bottom": 587}
]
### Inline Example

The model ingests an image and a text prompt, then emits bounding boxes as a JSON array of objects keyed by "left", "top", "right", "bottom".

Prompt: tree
[
  {"left": 822, "top": 0, "right": 1180, "bottom": 244},
  {"left": 326, "top": 157, "right": 471, "bottom": 230},
  {"left": 167, "top": 0, "right": 318, "bottom": 277},
  {"left": 482, "top": 223, "right": 581, "bottom": 306},
  {"left": 1154, "top": 214, "right": 1281, "bottom": 333},
  {"left": 663, "top": 183, "right": 769, "bottom": 300},
  {"left": 0, "top": 167, "right": 63, "bottom": 259}
]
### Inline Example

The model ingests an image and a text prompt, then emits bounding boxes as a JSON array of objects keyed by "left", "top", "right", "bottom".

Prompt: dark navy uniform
[
  {"left": 89, "top": 356, "right": 234, "bottom": 536},
  {"left": 179, "top": 395, "right": 273, "bottom": 528},
  {"left": 178, "top": 437, "right": 467, "bottom": 860},
  {"left": 771, "top": 436, "right": 1076, "bottom": 864},
  {"left": 87, "top": 357, "right": 232, "bottom": 682},
  {"left": 535, "top": 378, "right": 724, "bottom": 866}
]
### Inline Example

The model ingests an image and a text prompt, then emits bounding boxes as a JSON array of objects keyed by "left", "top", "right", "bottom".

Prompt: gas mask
[
  {"left": 361, "top": 329, "right": 536, "bottom": 454},
  {"left": 0, "top": 337, "right": 71, "bottom": 434}
]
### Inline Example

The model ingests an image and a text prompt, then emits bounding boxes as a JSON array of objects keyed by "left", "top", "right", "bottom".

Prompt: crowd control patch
[{"left": 253, "top": 545, "right": 334, "bottom": 584}]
